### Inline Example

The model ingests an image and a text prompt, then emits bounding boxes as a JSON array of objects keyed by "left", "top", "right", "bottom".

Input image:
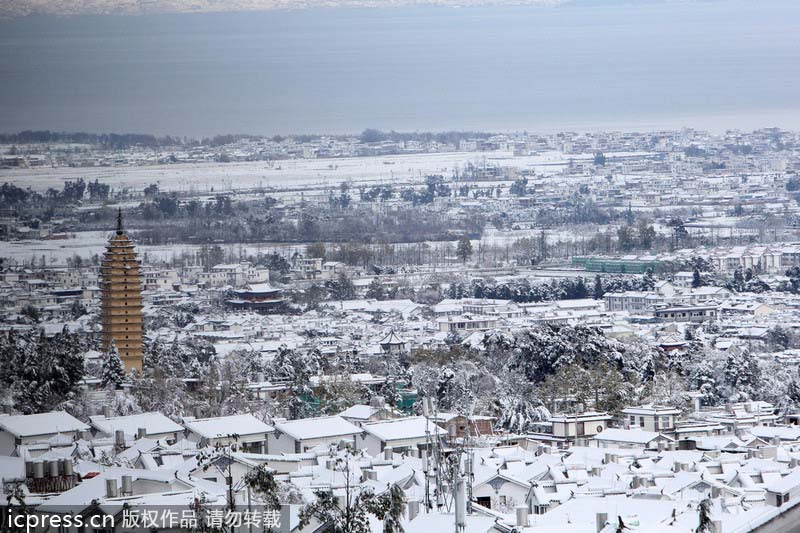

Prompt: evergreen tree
[
  {"left": 365, "top": 278, "right": 386, "bottom": 300},
  {"left": 330, "top": 272, "right": 356, "bottom": 300},
  {"left": 696, "top": 498, "right": 713, "bottom": 533},
  {"left": 101, "top": 342, "right": 126, "bottom": 389},
  {"left": 692, "top": 267, "right": 702, "bottom": 288},
  {"left": 456, "top": 236, "right": 473, "bottom": 263},
  {"left": 637, "top": 220, "right": 656, "bottom": 249},
  {"left": 0, "top": 327, "right": 86, "bottom": 413},
  {"left": 732, "top": 268, "right": 745, "bottom": 291},
  {"left": 642, "top": 269, "right": 656, "bottom": 290},
  {"left": 723, "top": 349, "right": 761, "bottom": 400},
  {"left": 510, "top": 178, "right": 528, "bottom": 196},
  {"left": 593, "top": 275, "right": 605, "bottom": 299}
]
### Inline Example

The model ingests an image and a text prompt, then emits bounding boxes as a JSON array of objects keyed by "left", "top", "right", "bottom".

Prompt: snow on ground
[
  {"left": 2, "top": 151, "right": 579, "bottom": 193},
  {"left": 0, "top": 223, "right": 616, "bottom": 266},
  {"left": 0, "top": 232, "right": 306, "bottom": 265}
]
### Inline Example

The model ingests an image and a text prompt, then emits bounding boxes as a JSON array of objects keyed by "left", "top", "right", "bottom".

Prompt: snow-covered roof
[
  {"left": 766, "top": 469, "right": 800, "bottom": 494},
  {"left": 183, "top": 414, "right": 274, "bottom": 439},
  {"left": 0, "top": 411, "right": 89, "bottom": 438},
  {"left": 593, "top": 428, "right": 666, "bottom": 445},
  {"left": 274, "top": 416, "right": 361, "bottom": 441},
  {"left": 362, "top": 416, "right": 447, "bottom": 442},
  {"left": 339, "top": 405, "right": 380, "bottom": 420},
  {"left": 622, "top": 405, "right": 682, "bottom": 416},
  {"left": 90, "top": 412, "right": 183, "bottom": 437},
  {"left": 379, "top": 330, "right": 406, "bottom": 345},
  {"left": 749, "top": 425, "right": 800, "bottom": 442},
  {"left": 240, "top": 282, "right": 280, "bottom": 293}
]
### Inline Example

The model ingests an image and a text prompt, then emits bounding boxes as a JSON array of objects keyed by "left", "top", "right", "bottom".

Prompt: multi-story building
[{"left": 100, "top": 211, "right": 144, "bottom": 372}]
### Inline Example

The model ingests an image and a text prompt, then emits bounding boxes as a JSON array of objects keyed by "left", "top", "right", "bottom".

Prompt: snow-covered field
[
  {"left": 2, "top": 151, "right": 582, "bottom": 193},
  {"left": 0, "top": 232, "right": 307, "bottom": 266}
]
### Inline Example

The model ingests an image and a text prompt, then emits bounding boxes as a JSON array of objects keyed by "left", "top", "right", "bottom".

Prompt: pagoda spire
[{"left": 116, "top": 208, "right": 124, "bottom": 235}]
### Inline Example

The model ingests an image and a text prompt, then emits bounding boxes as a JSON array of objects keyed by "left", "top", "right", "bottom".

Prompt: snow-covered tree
[
  {"left": 129, "top": 372, "right": 190, "bottom": 418},
  {"left": 456, "top": 235, "right": 473, "bottom": 263},
  {"left": 723, "top": 349, "right": 761, "bottom": 401},
  {"left": 265, "top": 345, "right": 322, "bottom": 418},
  {"left": 0, "top": 327, "right": 86, "bottom": 413},
  {"left": 299, "top": 445, "right": 405, "bottom": 533},
  {"left": 101, "top": 341, "right": 126, "bottom": 389},
  {"left": 484, "top": 325, "right": 625, "bottom": 384},
  {"left": 496, "top": 396, "right": 551, "bottom": 434},
  {"left": 688, "top": 359, "right": 721, "bottom": 406},
  {"left": 365, "top": 278, "right": 386, "bottom": 300}
]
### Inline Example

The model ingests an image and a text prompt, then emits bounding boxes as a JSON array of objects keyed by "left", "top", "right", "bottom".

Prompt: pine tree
[
  {"left": 366, "top": 278, "right": 386, "bottom": 300},
  {"left": 593, "top": 275, "right": 604, "bottom": 299},
  {"left": 723, "top": 349, "right": 761, "bottom": 400},
  {"left": 692, "top": 267, "right": 702, "bottom": 288},
  {"left": 102, "top": 342, "right": 126, "bottom": 389},
  {"left": 0, "top": 327, "right": 85, "bottom": 413},
  {"left": 696, "top": 498, "right": 713, "bottom": 533},
  {"left": 456, "top": 236, "right": 473, "bottom": 263},
  {"left": 733, "top": 268, "right": 744, "bottom": 291}
]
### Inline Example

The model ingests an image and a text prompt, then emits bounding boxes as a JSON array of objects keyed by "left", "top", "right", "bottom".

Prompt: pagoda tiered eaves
[{"left": 100, "top": 214, "right": 144, "bottom": 373}]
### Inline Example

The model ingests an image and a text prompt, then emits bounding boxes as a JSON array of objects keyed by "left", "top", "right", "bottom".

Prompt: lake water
[{"left": 1, "top": 0, "right": 799, "bottom": 136}]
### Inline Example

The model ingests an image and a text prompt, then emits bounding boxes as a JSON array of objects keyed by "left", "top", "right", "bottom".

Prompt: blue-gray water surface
[{"left": 1, "top": 0, "right": 799, "bottom": 136}]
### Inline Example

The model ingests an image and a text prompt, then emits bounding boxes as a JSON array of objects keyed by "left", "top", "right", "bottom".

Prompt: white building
[
  {"left": 90, "top": 412, "right": 184, "bottom": 444},
  {"left": 269, "top": 416, "right": 362, "bottom": 454},
  {"left": 360, "top": 416, "right": 448, "bottom": 456},
  {"left": 0, "top": 412, "right": 89, "bottom": 456},
  {"left": 183, "top": 414, "right": 274, "bottom": 453}
]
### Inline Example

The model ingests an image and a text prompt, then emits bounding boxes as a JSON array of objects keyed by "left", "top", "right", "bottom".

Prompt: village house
[
  {"left": 361, "top": 416, "right": 448, "bottom": 456},
  {"left": 549, "top": 412, "right": 613, "bottom": 444},
  {"left": 0, "top": 412, "right": 90, "bottom": 456},
  {"left": 592, "top": 428, "right": 674, "bottom": 449},
  {"left": 269, "top": 416, "right": 362, "bottom": 454},
  {"left": 622, "top": 405, "right": 681, "bottom": 433},
  {"left": 434, "top": 413, "right": 496, "bottom": 440},
  {"left": 436, "top": 314, "right": 498, "bottom": 334},
  {"left": 89, "top": 412, "right": 184, "bottom": 444},
  {"left": 183, "top": 414, "right": 274, "bottom": 453}
]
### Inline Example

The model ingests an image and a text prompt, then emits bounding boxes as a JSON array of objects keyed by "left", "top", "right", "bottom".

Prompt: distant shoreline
[{"left": 0, "top": 0, "right": 566, "bottom": 20}]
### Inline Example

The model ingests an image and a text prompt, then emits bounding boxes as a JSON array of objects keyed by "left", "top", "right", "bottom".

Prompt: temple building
[
  {"left": 100, "top": 210, "right": 144, "bottom": 373},
  {"left": 226, "top": 282, "right": 285, "bottom": 313}
]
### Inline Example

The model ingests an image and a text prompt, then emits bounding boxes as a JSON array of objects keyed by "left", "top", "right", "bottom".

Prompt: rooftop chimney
[
  {"left": 516, "top": 505, "right": 529, "bottom": 528},
  {"left": 370, "top": 395, "right": 386, "bottom": 408},
  {"left": 596, "top": 512, "right": 608, "bottom": 533},
  {"left": 106, "top": 479, "right": 119, "bottom": 498},
  {"left": 115, "top": 430, "right": 125, "bottom": 450},
  {"left": 407, "top": 500, "right": 420, "bottom": 521},
  {"left": 454, "top": 477, "right": 466, "bottom": 530},
  {"left": 121, "top": 475, "right": 133, "bottom": 496}
]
